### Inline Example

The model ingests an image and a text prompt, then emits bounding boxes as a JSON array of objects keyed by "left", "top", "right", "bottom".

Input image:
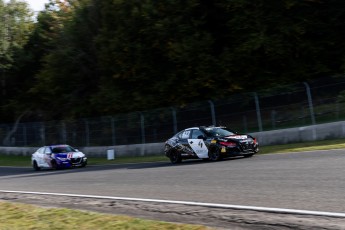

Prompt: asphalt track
[{"left": 1, "top": 150, "right": 345, "bottom": 229}]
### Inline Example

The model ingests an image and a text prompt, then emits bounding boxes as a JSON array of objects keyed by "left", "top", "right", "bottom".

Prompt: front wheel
[
  {"left": 243, "top": 153, "right": 254, "bottom": 158},
  {"left": 51, "top": 160, "right": 58, "bottom": 170},
  {"left": 208, "top": 148, "right": 222, "bottom": 161},
  {"left": 169, "top": 150, "right": 182, "bottom": 164}
]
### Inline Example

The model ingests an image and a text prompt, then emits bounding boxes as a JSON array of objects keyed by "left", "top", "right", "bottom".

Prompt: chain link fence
[{"left": 1, "top": 78, "right": 345, "bottom": 147}]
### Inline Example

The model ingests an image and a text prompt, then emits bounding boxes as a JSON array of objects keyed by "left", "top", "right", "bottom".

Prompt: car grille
[
  {"left": 71, "top": 158, "right": 82, "bottom": 164},
  {"left": 240, "top": 142, "right": 253, "bottom": 151}
]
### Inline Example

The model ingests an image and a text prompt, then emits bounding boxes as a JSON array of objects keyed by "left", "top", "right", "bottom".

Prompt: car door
[
  {"left": 188, "top": 129, "right": 209, "bottom": 158},
  {"left": 34, "top": 147, "right": 45, "bottom": 167},
  {"left": 178, "top": 129, "right": 193, "bottom": 155},
  {"left": 35, "top": 147, "right": 52, "bottom": 168}
]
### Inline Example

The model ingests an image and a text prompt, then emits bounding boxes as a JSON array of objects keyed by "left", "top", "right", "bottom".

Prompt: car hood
[
  {"left": 53, "top": 152, "right": 85, "bottom": 159},
  {"left": 225, "top": 134, "right": 250, "bottom": 140}
]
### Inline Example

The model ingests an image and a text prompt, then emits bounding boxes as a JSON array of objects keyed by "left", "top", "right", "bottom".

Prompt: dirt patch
[{"left": 0, "top": 192, "right": 344, "bottom": 230}]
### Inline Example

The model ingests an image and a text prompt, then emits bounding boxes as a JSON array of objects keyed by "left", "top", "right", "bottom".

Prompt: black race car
[{"left": 164, "top": 126, "right": 259, "bottom": 163}]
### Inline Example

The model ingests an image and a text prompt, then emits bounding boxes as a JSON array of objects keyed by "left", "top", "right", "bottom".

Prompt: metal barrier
[{"left": 1, "top": 78, "right": 345, "bottom": 147}]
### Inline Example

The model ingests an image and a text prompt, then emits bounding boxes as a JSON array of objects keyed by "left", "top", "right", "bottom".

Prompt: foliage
[
  {"left": 0, "top": 0, "right": 34, "bottom": 120},
  {"left": 2, "top": 0, "right": 345, "bottom": 122}
]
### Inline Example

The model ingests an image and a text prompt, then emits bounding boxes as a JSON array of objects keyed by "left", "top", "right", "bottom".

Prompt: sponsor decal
[
  {"left": 227, "top": 135, "right": 247, "bottom": 140},
  {"left": 198, "top": 140, "right": 203, "bottom": 148},
  {"left": 188, "top": 139, "right": 208, "bottom": 158}
]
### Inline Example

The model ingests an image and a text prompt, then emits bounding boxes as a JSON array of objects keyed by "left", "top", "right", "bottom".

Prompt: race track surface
[{"left": 1, "top": 150, "right": 345, "bottom": 229}]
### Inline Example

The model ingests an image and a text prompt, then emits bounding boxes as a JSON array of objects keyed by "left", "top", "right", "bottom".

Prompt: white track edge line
[{"left": 1, "top": 190, "right": 345, "bottom": 218}]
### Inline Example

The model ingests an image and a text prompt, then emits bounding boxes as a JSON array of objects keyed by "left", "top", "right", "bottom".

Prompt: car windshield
[
  {"left": 51, "top": 145, "right": 76, "bottom": 153},
  {"left": 204, "top": 127, "right": 235, "bottom": 137}
]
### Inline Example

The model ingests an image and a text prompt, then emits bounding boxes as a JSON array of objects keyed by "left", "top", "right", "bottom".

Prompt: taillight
[{"left": 220, "top": 141, "right": 237, "bottom": 147}]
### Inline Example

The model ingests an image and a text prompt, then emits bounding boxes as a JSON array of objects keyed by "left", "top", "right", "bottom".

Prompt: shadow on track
[{"left": 0, "top": 156, "right": 248, "bottom": 178}]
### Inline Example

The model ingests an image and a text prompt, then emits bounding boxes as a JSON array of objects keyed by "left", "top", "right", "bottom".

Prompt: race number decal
[{"left": 188, "top": 139, "right": 208, "bottom": 158}]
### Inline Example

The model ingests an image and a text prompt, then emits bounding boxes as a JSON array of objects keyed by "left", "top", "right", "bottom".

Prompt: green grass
[
  {"left": 1, "top": 139, "right": 345, "bottom": 167},
  {"left": 0, "top": 201, "right": 210, "bottom": 230},
  {"left": 258, "top": 138, "right": 345, "bottom": 154}
]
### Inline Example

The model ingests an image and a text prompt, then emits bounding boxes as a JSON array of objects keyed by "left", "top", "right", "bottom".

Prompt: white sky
[{"left": 24, "top": 0, "right": 49, "bottom": 12}]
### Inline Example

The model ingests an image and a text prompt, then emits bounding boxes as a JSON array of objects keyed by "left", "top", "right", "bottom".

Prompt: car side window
[
  {"left": 37, "top": 147, "right": 44, "bottom": 154},
  {"left": 181, "top": 130, "right": 191, "bottom": 139},
  {"left": 44, "top": 147, "right": 52, "bottom": 154},
  {"left": 191, "top": 129, "right": 204, "bottom": 139},
  {"left": 175, "top": 131, "right": 184, "bottom": 139}
]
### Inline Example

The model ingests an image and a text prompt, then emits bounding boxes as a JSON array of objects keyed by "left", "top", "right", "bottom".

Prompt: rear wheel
[
  {"left": 33, "top": 161, "right": 41, "bottom": 171},
  {"left": 169, "top": 150, "right": 182, "bottom": 164}
]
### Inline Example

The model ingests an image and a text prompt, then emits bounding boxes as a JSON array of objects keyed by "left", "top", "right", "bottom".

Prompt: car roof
[
  {"left": 184, "top": 126, "right": 225, "bottom": 131},
  {"left": 184, "top": 127, "right": 200, "bottom": 131},
  {"left": 46, "top": 144, "right": 69, "bottom": 148}
]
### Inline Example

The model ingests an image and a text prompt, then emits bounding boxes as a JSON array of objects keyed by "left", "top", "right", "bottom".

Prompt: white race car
[
  {"left": 32, "top": 144, "right": 87, "bottom": 170},
  {"left": 164, "top": 126, "right": 259, "bottom": 163}
]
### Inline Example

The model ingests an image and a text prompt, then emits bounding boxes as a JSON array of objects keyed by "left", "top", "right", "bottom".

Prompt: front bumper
[
  {"left": 220, "top": 143, "right": 258, "bottom": 156},
  {"left": 71, "top": 157, "right": 87, "bottom": 166}
]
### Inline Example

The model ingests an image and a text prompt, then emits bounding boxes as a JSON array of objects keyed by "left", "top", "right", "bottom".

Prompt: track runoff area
[{"left": 1, "top": 190, "right": 345, "bottom": 218}]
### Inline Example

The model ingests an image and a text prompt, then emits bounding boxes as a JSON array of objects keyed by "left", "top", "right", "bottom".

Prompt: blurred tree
[
  {"left": 29, "top": 0, "right": 101, "bottom": 120},
  {"left": 92, "top": 0, "right": 233, "bottom": 114},
  {"left": 0, "top": 0, "right": 34, "bottom": 121},
  {"left": 218, "top": 0, "right": 345, "bottom": 89},
  {"left": 3, "top": 0, "right": 345, "bottom": 122}
]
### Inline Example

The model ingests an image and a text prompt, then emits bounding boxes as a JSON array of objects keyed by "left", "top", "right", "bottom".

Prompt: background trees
[
  {"left": 0, "top": 0, "right": 34, "bottom": 121},
  {"left": 1, "top": 0, "right": 345, "bottom": 122}
]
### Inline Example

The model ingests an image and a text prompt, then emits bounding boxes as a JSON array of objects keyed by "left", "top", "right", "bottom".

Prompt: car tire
[
  {"left": 169, "top": 150, "right": 182, "bottom": 164},
  {"left": 33, "top": 161, "right": 41, "bottom": 171},
  {"left": 51, "top": 160, "right": 58, "bottom": 170},
  {"left": 208, "top": 147, "right": 222, "bottom": 161}
]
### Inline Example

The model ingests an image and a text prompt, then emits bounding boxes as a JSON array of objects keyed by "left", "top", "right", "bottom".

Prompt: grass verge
[{"left": 0, "top": 201, "right": 210, "bottom": 230}]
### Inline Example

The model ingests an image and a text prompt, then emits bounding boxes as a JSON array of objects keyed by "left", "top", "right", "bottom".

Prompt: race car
[
  {"left": 164, "top": 126, "right": 259, "bottom": 163},
  {"left": 32, "top": 144, "right": 87, "bottom": 170}
]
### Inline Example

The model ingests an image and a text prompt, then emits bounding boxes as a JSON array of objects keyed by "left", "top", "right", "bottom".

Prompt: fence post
[
  {"left": 303, "top": 82, "right": 316, "bottom": 125},
  {"left": 140, "top": 113, "right": 145, "bottom": 156},
  {"left": 61, "top": 121, "right": 66, "bottom": 144},
  {"left": 140, "top": 113, "right": 145, "bottom": 144},
  {"left": 243, "top": 115, "right": 248, "bottom": 133},
  {"left": 40, "top": 122, "right": 46, "bottom": 146},
  {"left": 111, "top": 117, "right": 116, "bottom": 146},
  {"left": 84, "top": 119, "right": 89, "bottom": 146},
  {"left": 253, "top": 92, "right": 263, "bottom": 131},
  {"left": 171, "top": 107, "right": 177, "bottom": 134},
  {"left": 208, "top": 100, "right": 216, "bottom": 126},
  {"left": 23, "top": 124, "right": 27, "bottom": 146},
  {"left": 271, "top": 110, "right": 276, "bottom": 129}
]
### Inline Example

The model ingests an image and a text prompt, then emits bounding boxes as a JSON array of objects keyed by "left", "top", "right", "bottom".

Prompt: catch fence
[{"left": 1, "top": 78, "right": 345, "bottom": 147}]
